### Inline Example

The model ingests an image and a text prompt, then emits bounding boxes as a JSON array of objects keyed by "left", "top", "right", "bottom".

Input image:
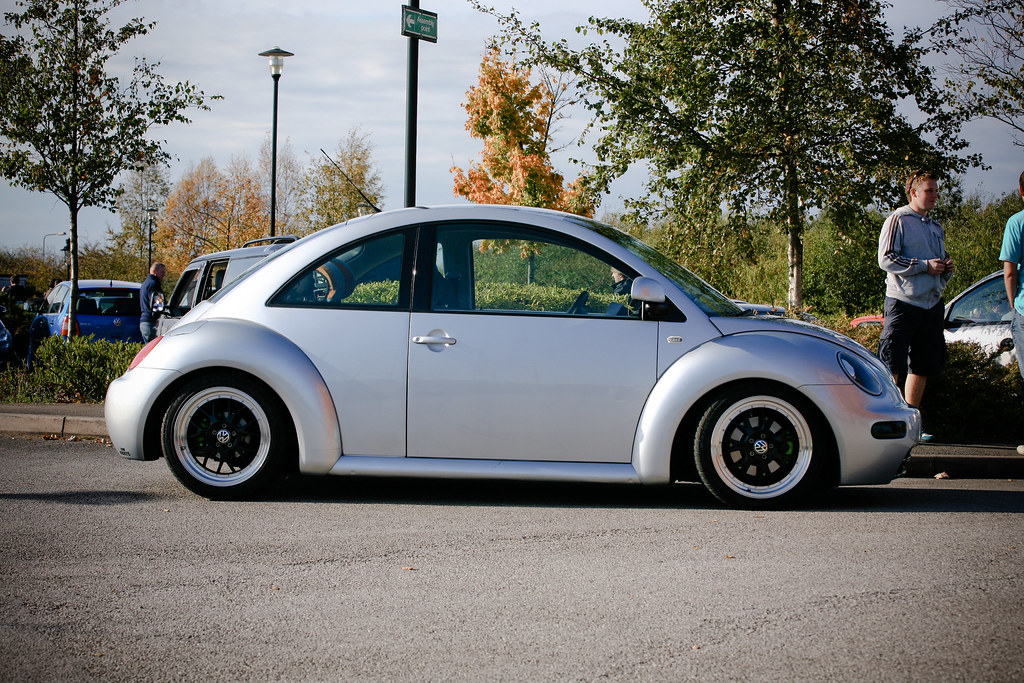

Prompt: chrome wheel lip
[
  {"left": 172, "top": 387, "right": 271, "bottom": 488},
  {"left": 709, "top": 395, "right": 813, "bottom": 499}
]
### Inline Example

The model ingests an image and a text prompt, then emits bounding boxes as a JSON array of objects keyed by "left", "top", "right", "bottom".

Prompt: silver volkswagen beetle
[{"left": 105, "top": 205, "right": 919, "bottom": 508}]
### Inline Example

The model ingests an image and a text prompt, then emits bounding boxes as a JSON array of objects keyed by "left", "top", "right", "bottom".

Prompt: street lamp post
[
  {"left": 42, "top": 231, "right": 67, "bottom": 257},
  {"left": 258, "top": 46, "right": 293, "bottom": 238},
  {"left": 145, "top": 207, "right": 157, "bottom": 272}
]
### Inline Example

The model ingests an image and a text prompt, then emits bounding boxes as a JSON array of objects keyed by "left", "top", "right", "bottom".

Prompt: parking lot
[{"left": 2, "top": 435, "right": 1022, "bottom": 682}]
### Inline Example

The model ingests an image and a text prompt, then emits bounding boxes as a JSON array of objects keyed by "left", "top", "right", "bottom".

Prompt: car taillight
[
  {"left": 128, "top": 337, "right": 162, "bottom": 371},
  {"left": 60, "top": 317, "right": 80, "bottom": 337}
]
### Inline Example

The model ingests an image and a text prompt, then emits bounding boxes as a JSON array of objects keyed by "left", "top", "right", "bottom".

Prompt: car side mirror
[{"left": 630, "top": 277, "right": 665, "bottom": 303}]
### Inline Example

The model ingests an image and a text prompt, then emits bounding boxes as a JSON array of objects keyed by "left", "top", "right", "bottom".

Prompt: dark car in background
[
  {"left": 157, "top": 236, "right": 297, "bottom": 336},
  {"left": 29, "top": 280, "right": 143, "bottom": 348}
]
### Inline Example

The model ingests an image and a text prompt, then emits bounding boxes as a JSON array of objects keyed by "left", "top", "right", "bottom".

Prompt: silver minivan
[{"left": 156, "top": 236, "right": 297, "bottom": 336}]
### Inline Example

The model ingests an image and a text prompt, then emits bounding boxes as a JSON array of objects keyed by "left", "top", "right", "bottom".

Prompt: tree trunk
[
  {"left": 68, "top": 206, "right": 80, "bottom": 338},
  {"left": 785, "top": 162, "right": 803, "bottom": 311}
]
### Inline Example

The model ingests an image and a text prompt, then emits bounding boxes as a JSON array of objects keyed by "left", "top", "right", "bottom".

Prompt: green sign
[{"left": 402, "top": 6, "right": 437, "bottom": 43}]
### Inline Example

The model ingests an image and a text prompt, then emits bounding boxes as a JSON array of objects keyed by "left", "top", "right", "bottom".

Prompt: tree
[
  {"left": 111, "top": 163, "right": 170, "bottom": 280},
  {"left": 479, "top": 0, "right": 976, "bottom": 308},
  {"left": 0, "top": 0, "right": 215, "bottom": 334},
  {"left": 931, "top": 0, "right": 1024, "bottom": 147},
  {"left": 158, "top": 157, "right": 266, "bottom": 273},
  {"left": 297, "top": 128, "right": 384, "bottom": 231},
  {"left": 451, "top": 48, "right": 592, "bottom": 216},
  {"left": 259, "top": 136, "right": 304, "bottom": 234}
]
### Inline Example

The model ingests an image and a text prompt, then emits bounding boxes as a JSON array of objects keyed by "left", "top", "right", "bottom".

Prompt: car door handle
[{"left": 412, "top": 335, "right": 457, "bottom": 346}]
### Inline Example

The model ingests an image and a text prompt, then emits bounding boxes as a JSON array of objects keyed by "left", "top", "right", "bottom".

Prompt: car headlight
[{"left": 838, "top": 351, "right": 885, "bottom": 396}]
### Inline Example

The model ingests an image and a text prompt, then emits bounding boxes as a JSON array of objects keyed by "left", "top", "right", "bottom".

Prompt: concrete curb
[{"left": 0, "top": 412, "right": 109, "bottom": 439}]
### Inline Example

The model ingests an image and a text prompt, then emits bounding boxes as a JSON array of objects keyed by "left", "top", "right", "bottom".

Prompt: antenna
[{"left": 319, "top": 149, "right": 382, "bottom": 214}]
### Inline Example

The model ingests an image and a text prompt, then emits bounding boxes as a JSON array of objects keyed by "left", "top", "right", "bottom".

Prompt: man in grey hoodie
[{"left": 877, "top": 170, "right": 955, "bottom": 415}]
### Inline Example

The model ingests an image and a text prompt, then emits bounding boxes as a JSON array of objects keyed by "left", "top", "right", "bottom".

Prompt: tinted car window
[
  {"left": 167, "top": 268, "right": 201, "bottom": 317},
  {"left": 222, "top": 256, "right": 265, "bottom": 285},
  {"left": 77, "top": 289, "right": 142, "bottom": 316},
  {"left": 271, "top": 231, "right": 409, "bottom": 308},
  {"left": 564, "top": 217, "right": 742, "bottom": 317},
  {"left": 47, "top": 285, "right": 69, "bottom": 313}
]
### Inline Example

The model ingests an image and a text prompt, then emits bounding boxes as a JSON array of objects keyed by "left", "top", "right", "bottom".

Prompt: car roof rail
[{"left": 241, "top": 235, "right": 298, "bottom": 247}]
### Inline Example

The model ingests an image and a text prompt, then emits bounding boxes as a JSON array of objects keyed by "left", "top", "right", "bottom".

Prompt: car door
[
  {"left": 407, "top": 222, "right": 659, "bottom": 463},
  {"left": 263, "top": 229, "right": 414, "bottom": 458},
  {"left": 43, "top": 284, "right": 70, "bottom": 336}
]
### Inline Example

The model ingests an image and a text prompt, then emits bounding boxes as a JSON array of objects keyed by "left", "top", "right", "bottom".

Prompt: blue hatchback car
[{"left": 29, "top": 280, "right": 144, "bottom": 347}]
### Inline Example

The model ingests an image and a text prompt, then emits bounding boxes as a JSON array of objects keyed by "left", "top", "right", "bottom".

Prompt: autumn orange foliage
[
  {"left": 156, "top": 157, "right": 268, "bottom": 273},
  {"left": 452, "top": 49, "right": 593, "bottom": 217}
]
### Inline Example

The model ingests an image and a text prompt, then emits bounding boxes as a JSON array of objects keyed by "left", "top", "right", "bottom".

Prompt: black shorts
[{"left": 877, "top": 297, "right": 946, "bottom": 377}]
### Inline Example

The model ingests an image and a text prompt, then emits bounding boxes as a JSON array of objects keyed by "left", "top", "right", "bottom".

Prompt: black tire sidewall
[
  {"left": 694, "top": 386, "right": 828, "bottom": 508},
  {"left": 161, "top": 373, "right": 289, "bottom": 500}
]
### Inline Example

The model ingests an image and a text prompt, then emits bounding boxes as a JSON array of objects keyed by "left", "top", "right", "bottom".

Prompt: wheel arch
[
  {"left": 137, "top": 318, "right": 342, "bottom": 474},
  {"left": 668, "top": 378, "right": 840, "bottom": 489},
  {"left": 143, "top": 367, "right": 300, "bottom": 473},
  {"left": 633, "top": 335, "right": 844, "bottom": 487}
]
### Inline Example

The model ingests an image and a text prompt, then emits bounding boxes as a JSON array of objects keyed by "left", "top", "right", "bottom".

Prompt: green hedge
[
  {"left": 920, "top": 342, "right": 1024, "bottom": 442},
  {"left": 0, "top": 335, "right": 141, "bottom": 403}
]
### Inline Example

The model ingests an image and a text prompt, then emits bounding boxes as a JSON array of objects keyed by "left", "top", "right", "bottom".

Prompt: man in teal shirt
[{"left": 999, "top": 170, "right": 1024, "bottom": 455}]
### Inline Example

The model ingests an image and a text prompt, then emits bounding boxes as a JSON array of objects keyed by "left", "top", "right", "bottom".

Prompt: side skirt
[{"left": 327, "top": 456, "right": 644, "bottom": 484}]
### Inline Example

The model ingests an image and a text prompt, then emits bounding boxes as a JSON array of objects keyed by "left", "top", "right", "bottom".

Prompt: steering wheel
[{"left": 566, "top": 290, "right": 590, "bottom": 315}]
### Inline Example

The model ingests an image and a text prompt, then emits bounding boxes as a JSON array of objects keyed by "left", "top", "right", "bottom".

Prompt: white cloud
[{"left": 1, "top": 0, "right": 1018, "bottom": 251}]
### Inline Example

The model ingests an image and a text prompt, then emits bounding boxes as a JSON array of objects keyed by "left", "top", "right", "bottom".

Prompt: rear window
[{"left": 77, "top": 289, "right": 141, "bottom": 316}]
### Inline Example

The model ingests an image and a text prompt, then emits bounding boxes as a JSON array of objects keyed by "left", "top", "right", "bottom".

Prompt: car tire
[
  {"left": 694, "top": 386, "right": 828, "bottom": 508},
  {"left": 161, "top": 373, "right": 292, "bottom": 500}
]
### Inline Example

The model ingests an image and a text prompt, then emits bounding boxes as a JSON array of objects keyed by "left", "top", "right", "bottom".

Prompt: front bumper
[{"left": 801, "top": 383, "right": 921, "bottom": 486}]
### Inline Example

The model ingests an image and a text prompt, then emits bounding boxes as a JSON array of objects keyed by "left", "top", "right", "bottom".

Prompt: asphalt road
[{"left": 2, "top": 435, "right": 1023, "bottom": 682}]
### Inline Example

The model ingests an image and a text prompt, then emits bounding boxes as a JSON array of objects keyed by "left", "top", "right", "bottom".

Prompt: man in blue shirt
[
  {"left": 139, "top": 262, "right": 167, "bottom": 343},
  {"left": 998, "top": 170, "right": 1024, "bottom": 455}
]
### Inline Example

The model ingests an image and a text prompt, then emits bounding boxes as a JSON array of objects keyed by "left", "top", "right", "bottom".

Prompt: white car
[
  {"left": 105, "top": 205, "right": 919, "bottom": 508},
  {"left": 943, "top": 271, "right": 1016, "bottom": 365}
]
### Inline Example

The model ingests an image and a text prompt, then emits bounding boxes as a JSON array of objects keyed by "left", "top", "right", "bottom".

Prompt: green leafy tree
[
  {"left": 931, "top": 0, "right": 1024, "bottom": 147},
  {"left": 0, "top": 0, "right": 216, "bottom": 335},
  {"left": 297, "top": 128, "right": 384, "bottom": 230},
  {"left": 939, "top": 190, "right": 1024, "bottom": 298},
  {"left": 803, "top": 207, "right": 886, "bottom": 315},
  {"left": 479, "top": 0, "right": 976, "bottom": 309}
]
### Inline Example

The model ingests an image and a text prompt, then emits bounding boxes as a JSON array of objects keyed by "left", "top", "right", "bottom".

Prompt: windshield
[
  {"left": 208, "top": 242, "right": 298, "bottom": 303},
  {"left": 571, "top": 218, "right": 743, "bottom": 317}
]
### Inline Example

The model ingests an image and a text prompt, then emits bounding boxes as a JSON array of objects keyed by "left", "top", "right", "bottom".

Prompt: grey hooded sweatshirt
[{"left": 877, "top": 205, "right": 952, "bottom": 309}]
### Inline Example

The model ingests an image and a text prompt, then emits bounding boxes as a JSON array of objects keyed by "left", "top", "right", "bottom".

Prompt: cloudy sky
[{"left": 1, "top": 0, "right": 1019, "bottom": 251}]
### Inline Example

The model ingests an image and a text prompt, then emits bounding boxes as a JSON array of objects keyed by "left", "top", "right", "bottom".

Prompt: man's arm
[{"left": 1005, "top": 260, "right": 1020, "bottom": 308}]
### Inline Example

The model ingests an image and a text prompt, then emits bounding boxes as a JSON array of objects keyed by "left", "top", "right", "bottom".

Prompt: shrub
[
  {"left": 920, "top": 342, "right": 1024, "bottom": 443},
  {"left": 0, "top": 335, "right": 141, "bottom": 403}
]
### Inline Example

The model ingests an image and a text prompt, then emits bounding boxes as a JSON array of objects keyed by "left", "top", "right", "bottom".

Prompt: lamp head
[{"left": 258, "top": 46, "right": 294, "bottom": 77}]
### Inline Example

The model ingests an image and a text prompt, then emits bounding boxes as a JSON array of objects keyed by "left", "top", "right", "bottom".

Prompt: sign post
[{"left": 402, "top": 3, "right": 437, "bottom": 208}]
